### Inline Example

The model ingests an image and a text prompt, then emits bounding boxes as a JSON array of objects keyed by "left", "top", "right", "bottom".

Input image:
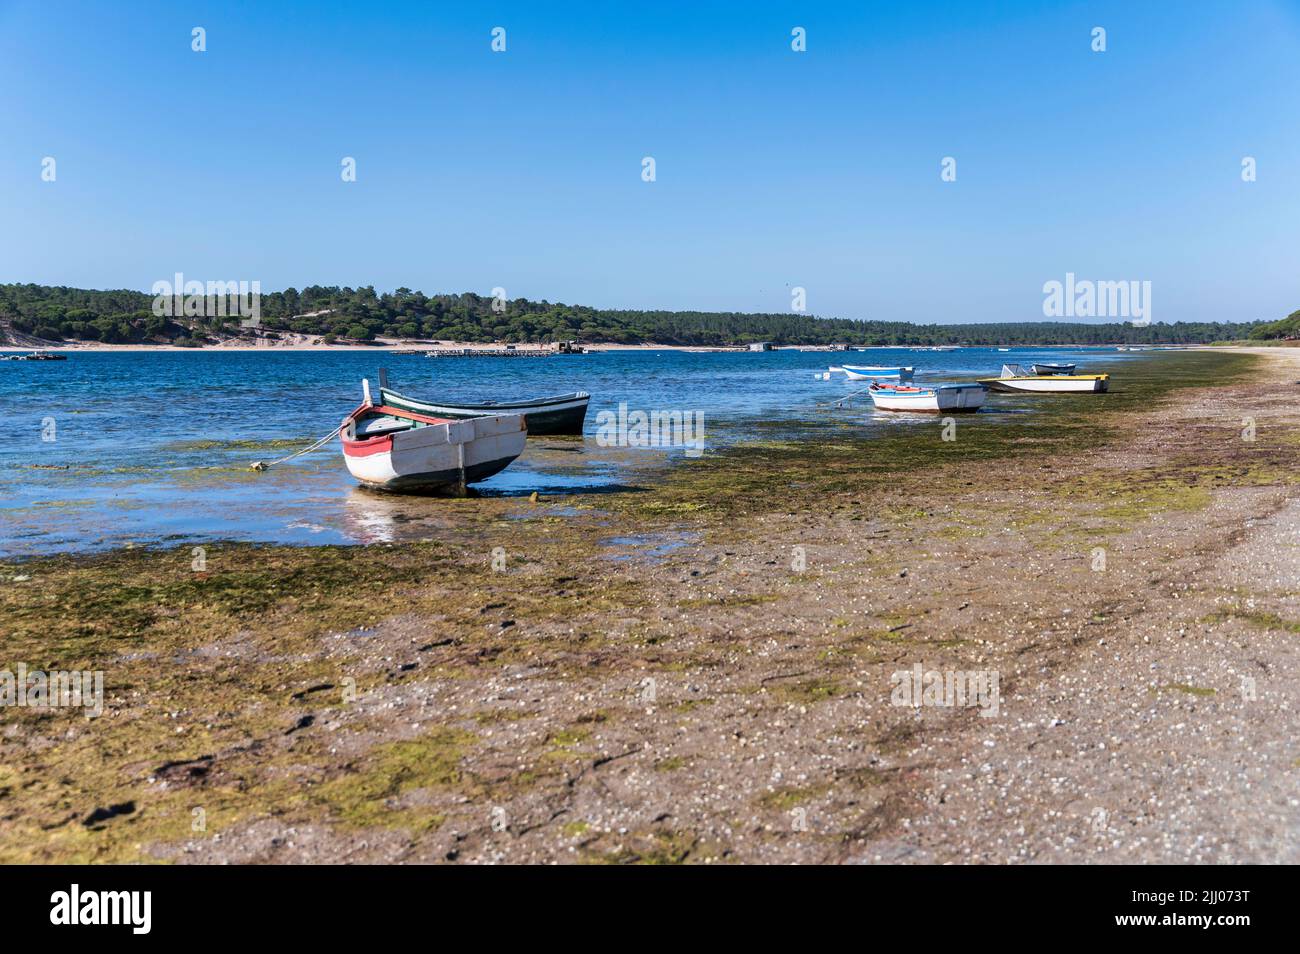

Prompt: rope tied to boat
[
  {"left": 821, "top": 384, "right": 877, "bottom": 408},
  {"left": 249, "top": 423, "right": 343, "bottom": 472}
]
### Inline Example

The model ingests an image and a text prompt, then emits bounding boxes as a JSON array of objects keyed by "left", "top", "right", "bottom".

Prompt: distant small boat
[
  {"left": 997, "top": 348, "right": 1010, "bottom": 352},
  {"left": 378, "top": 370, "right": 589, "bottom": 436},
  {"left": 868, "top": 382, "right": 986, "bottom": 413},
  {"left": 1, "top": 350, "right": 67, "bottom": 361},
  {"left": 1031, "top": 362, "right": 1076, "bottom": 375},
  {"left": 340, "top": 380, "right": 526, "bottom": 493},
  {"left": 980, "top": 364, "right": 1108, "bottom": 393},
  {"left": 842, "top": 365, "right": 916, "bottom": 381}
]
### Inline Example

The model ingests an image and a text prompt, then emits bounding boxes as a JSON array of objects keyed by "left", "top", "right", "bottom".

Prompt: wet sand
[{"left": 3, "top": 347, "right": 1297, "bottom": 863}]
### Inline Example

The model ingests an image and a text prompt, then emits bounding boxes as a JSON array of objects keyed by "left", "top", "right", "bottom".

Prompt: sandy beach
[
  {"left": 2, "top": 336, "right": 1182, "bottom": 354},
  {"left": 3, "top": 347, "right": 1297, "bottom": 864}
]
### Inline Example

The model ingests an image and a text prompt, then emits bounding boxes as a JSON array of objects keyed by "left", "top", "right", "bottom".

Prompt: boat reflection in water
[{"left": 339, "top": 489, "right": 461, "bottom": 545}]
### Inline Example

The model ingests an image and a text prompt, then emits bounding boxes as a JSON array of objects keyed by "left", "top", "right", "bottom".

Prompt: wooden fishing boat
[
  {"left": 980, "top": 365, "right": 1108, "bottom": 393},
  {"left": 340, "top": 380, "right": 527, "bottom": 494},
  {"left": 377, "top": 371, "right": 588, "bottom": 436},
  {"left": 842, "top": 365, "right": 916, "bottom": 381},
  {"left": 867, "top": 382, "right": 986, "bottom": 413},
  {"left": 1031, "top": 362, "right": 1076, "bottom": 375}
]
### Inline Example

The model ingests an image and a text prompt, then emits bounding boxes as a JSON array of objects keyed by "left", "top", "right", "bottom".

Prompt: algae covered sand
[{"left": 4, "top": 349, "right": 1300, "bottom": 864}]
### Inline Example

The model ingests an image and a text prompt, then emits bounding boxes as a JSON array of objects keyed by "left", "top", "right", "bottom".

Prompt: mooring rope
[
  {"left": 827, "top": 384, "right": 877, "bottom": 408},
  {"left": 249, "top": 423, "right": 343, "bottom": 471}
]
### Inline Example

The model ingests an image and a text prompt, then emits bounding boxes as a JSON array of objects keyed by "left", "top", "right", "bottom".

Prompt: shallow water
[{"left": 0, "top": 346, "right": 1138, "bottom": 556}]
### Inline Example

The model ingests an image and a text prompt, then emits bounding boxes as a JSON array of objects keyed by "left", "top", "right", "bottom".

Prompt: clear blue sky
[{"left": 2, "top": 0, "right": 1298, "bottom": 323}]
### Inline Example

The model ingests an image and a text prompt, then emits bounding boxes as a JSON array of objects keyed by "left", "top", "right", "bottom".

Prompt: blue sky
[{"left": 2, "top": 0, "right": 1298, "bottom": 323}]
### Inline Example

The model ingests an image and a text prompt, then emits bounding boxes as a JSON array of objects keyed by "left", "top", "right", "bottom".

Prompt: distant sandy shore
[
  {"left": 1, "top": 339, "right": 1185, "bottom": 354},
  {"left": 1, "top": 339, "right": 754, "bottom": 353}
]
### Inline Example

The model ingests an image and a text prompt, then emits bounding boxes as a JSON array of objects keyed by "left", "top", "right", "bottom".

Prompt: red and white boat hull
[{"left": 341, "top": 403, "right": 526, "bottom": 493}]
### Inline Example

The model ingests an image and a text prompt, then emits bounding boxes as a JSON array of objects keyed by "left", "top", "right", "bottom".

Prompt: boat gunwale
[{"left": 380, "top": 387, "right": 590, "bottom": 412}]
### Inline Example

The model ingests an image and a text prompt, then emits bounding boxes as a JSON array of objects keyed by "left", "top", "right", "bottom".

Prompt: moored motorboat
[
  {"left": 867, "top": 382, "right": 986, "bottom": 413},
  {"left": 1031, "top": 362, "right": 1076, "bottom": 375},
  {"left": 980, "top": 364, "right": 1108, "bottom": 393},
  {"left": 377, "top": 370, "right": 589, "bottom": 436},
  {"left": 842, "top": 365, "right": 916, "bottom": 381},
  {"left": 340, "top": 380, "right": 527, "bottom": 494}
]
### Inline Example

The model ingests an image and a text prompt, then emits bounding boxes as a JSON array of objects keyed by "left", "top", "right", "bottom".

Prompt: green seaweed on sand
[
  {"left": 758, "top": 783, "right": 831, "bottom": 811},
  {"left": 1071, "top": 476, "right": 1212, "bottom": 520},
  {"left": 545, "top": 727, "right": 592, "bottom": 753},
  {"left": 770, "top": 678, "right": 842, "bottom": 705},
  {"left": 0, "top": 542, "right": 468, "bottom": 663},
  {"left": 611, "top": 351, "right": 1259, "bottom": 526},
  {"left": 1203, "top": 608, "right": 1300, "bottom": 635},
  {"left": 313, "top": 727, "right": 475, "bottom": 830},
  {"left": 583, "top": 829, "right": 698, "bottom": 865}
]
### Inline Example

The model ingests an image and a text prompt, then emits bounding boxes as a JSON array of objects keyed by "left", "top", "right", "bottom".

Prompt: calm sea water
[{"left": 0, "top": 347, "right": 1140, "bottom": 556}]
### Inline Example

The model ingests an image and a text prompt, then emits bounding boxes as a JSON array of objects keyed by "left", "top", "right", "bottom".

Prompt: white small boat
[
  {"left": 843, "top": 365, "right": 916, "bottom": 381},
  {"left": 997, "top": 348, "right": 1010, "bottom": 352},
  {"left": 340, "top": 380, "right": 527, "bottom": 493},
  {"left": 1031, "top": 362, "right": 1076, "bottom": 375},
  {"left": 867, "top": 382, "right": 986, "bottom": 413},
  {"left": 980, "top": 364, "right": 1108, "bottom": 393}
]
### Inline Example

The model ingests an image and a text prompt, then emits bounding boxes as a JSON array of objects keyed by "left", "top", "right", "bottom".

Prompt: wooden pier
[
  {"left": 428, "top": 348, "right": 551, "bottom": 358},
  {"left": 391, "top": 342, "right": 598, "bottom": 358}
]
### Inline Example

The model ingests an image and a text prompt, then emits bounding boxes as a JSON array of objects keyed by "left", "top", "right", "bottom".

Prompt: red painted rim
[{"left": 342, "top": 435, "right": 393, "bottom": 457}]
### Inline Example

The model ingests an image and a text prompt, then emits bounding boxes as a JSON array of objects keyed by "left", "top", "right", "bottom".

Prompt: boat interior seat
[{"left": 355, "top": 416, "right": 416, "bottom": 437}]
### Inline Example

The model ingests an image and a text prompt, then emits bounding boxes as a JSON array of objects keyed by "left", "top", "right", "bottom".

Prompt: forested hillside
[
  {"left": 0, "top": 283, "right": 1262, "bottom": 346},
  {"left": 1248, "top": 309, "right": 1300, "bottom": 340}
]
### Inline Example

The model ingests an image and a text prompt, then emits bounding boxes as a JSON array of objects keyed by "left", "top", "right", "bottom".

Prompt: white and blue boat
[
  {"left": 842, "top": 365, "right": 916, "bottom": 381},
  {"left": 867, "top": 382, "right": 987, "bottom": 413}
]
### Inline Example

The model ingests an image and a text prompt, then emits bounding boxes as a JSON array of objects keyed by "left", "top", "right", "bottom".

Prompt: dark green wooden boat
[{"left": 377, "top": 371, "right": 589, "bottom": 436}]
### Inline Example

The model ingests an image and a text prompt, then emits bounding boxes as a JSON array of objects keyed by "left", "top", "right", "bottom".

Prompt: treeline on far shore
[{"left": 0, "top": 282, "right": 1282, "bottom": 347}]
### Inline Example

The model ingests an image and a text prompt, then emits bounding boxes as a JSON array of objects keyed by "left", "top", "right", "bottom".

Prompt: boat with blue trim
[
  {"left": 842, "top": 365, "right": 916, "bottom": 381},
  {"left": 867, "top": 382, "right": 987, "bottom": 413}
]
